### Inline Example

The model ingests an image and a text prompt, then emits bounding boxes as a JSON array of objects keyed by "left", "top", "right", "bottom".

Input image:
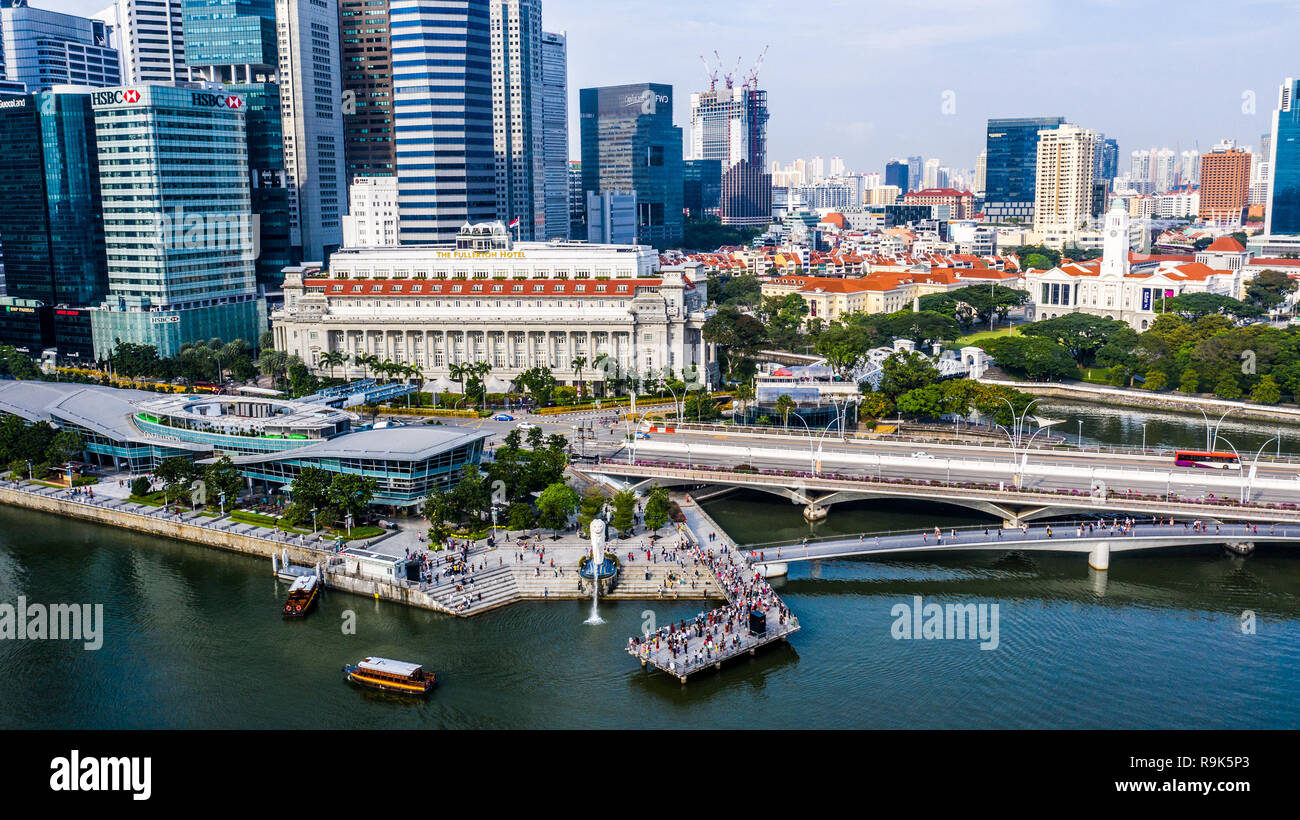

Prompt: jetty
[{"left": 627, "top": 496, "right": 800, "bottom": 684}]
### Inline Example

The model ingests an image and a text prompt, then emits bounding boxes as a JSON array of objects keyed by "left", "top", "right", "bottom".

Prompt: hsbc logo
[
  {"left": 91, "top": 88, "right": 140, "bottom": 106},
  {"left": 189, "top": 91, "right": 245, "bottom": 110}
]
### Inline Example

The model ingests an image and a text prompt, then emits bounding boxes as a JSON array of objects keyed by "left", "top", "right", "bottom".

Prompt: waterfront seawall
[
  {"left": 0, "top": 485, "right": 457, "bottom": 616},
  {"left": 979, "top": 378, "right": 1300, "bottom": 425}
]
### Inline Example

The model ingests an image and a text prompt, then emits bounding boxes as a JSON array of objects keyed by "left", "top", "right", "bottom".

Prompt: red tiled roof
[
  {"left": 1205, "top": 236, "right": 1246, "bottom": 252},
  {"left": 304, "top": 277, "right": 688, "bottom": 296}
]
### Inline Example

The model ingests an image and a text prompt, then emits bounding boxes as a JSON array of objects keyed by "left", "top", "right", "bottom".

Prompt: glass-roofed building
[{"left": 0, "top": 381, "right": 488, "bottom": 507}]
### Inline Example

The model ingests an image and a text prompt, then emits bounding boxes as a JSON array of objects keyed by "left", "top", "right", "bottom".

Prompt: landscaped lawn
[{"left": 956, "top": 325, "right": 1022, "bottom": 345}]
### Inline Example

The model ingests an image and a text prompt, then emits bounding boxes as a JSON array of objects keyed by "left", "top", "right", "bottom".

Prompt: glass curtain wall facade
[
  {"left": 984, "top": 116, "right": 1064, "bottom": 222},
  {"left": 579, "top": 83, "right": 683, "bottom": 248},
  {"left": 1267, "top": 78, "right": 1300, "bottom": 236},
  {"left": 392, "top": 0, "right": 495, "bottom": 244},
  {"left": 340, "top": 0, "right": 395, "bottom": 178}
]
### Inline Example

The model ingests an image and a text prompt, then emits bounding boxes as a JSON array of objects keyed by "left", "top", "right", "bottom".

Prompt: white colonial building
[
  {"left": 271, "top": 223, "right": 718, "bottom": 392},
  {"left": 1025, "top": 200, "right": 1240, "bottom": 331}
]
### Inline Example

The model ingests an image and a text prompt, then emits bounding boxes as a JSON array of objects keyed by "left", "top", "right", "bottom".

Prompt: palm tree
[
  {"left": 592, "top": 352, "right": 611, "bottom": 398},
  {"left": 352, "top": 353, "right": 370, "bottom": 380},
  {"left": 319, "top": 351, "right": 344, "bottom": 380},
  {"left": 472, "top": 361, "right": 491, "bottom": 410},
  {"left": 775, "top": 394, "right": 796, "bottom": 429},
  {"left": 734, "top": 381, "right": 755, "bottom": 421},
  {"left": 570, "top": 355, "right": 587, "bottom": 400},
  {"left": 449, "top": 361, "right": 471, "bottom": 396}
]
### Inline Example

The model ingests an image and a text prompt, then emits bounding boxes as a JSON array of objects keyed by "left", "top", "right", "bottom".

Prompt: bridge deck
[{"left": 747, "top": 520, "right": 1300, "bottom": 563}]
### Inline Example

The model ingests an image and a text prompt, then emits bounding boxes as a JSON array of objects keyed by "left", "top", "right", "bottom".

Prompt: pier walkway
[{"left": 627, "top": 495, "right": 800, "bottom": 683}]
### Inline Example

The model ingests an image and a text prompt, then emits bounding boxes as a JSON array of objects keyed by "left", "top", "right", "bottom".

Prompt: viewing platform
[{"left": 627, "top": 495, "right": 800, "bottom": 684}]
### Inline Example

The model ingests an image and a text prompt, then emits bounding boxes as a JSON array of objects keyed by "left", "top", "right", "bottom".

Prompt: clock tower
[{"left": 1099, "top": 197, "right": 1130, "bottom": 279}]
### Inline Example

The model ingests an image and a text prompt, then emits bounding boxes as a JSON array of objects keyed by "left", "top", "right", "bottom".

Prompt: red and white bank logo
[
  {"left": 225, "top": 95, "right": 242, "bottom": 109},
  {"left": 123, "top": 89, "right": 140, "bottom": 103}
]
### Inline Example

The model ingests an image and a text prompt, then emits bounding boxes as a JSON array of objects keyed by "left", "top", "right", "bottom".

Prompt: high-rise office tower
[
  {"left": 1199, "top": 144, "right": 1251, "bottom": 226},
  {"left": 885, "top": 159, "right": 909, "bottom": 192},
  {"left": 829, "top": 156, "right": 845, "bottom": 178},
  {"left": 683, "top": 159, "right": 722, "bottom": 217},
  {"left": 183, "top": 0, "right": 291, "bottom": 289},
  {"left": 984, "top": 116, "right": 1064, "bottom": 221},
  {"left": 1094, "top": 137, "right": 1118, "bottom": 182},
  {"left": 906, "top": 156, "right": 922, "bottom": 192},
  {"left": 0, "top": 88, "right": 107, "bottom": 308},
  {"left": 340, "top": 0, "right": 395, "bottom": 178},
  {"left": 688, "top": 80, "right": 769, "bottom": 228},
  {"left": 540, "top": 30, "right": 568, "bottom": 239},
  {"left": 391, "top": 0, "right": 495, "bottom": 244},
  {"left": 1, "top": 3, "right": 120, "bottom": 91},
  {"left": 973, "top": 150, "right": 986, "bottom": 196},
  {"left": 1033, "top": 124, "right": 1097, "bottom": 233},
  {"left": 95, "top": 0, "right": 186, "bottom": 84},
  {"left": 1250, "top": 132, "right": 1272, "bottom": 206},
  {"left": 88, "top": 84, "right": 262, "bottom": 359},
  {"left": 276, "top": 0, "right": 346, "bottom": 262},
  {"left": 1179, "top": 149, "right": 1201, "bottom": 187},
  {"left": 567, "top": 159, "right": 584, "bottom": 238},
  {"left": 809, "top": 156, "right": 825, "bottom": 181},
  {"left": 489, "top": 0, "right": 544, "bottom": 240},
  {"left": 1266, "top": 78, "right": 1299, "bottom": 236},
  {"left": 1152, "top": 148, "right": 1176, "bottom": 193},
  {"left": 923, "top": 158, "right": 940, "bottom": 189},
  {"left": 580, "top": 83, "right": 683, "bottom": 246}
]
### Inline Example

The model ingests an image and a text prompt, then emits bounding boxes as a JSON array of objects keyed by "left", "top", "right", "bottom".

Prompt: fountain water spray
[{"left": 585, "top": 518, "right": 606, "bottom": 625}]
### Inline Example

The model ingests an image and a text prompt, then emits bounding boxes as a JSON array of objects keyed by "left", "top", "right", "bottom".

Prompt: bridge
[
  {"left": 732, "top": 520, "right": 1300, "bottom": 573},
  {"left": 575, "top": 458, "right": 1300, "bottom": 531}
]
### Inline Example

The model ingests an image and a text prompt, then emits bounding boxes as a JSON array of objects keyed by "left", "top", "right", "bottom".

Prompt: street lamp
[
  {"left": 311, "top": 506, "right": 318, "bottom": 534},
  {"left": 1197, "top": 407, "right": 1233, "bottom": 453},
  {"left": 1077, "top": 419, "right": 1083, "bottom": 449},
  {"left": 786, "top": 412, "right": 817, "bottom": 473},
  {"left": 1244, "top": 436, "right": 1279, "bottom": 504},
  {"left": 1141, "top": 423, "right": 1147, "bottom": 454}
]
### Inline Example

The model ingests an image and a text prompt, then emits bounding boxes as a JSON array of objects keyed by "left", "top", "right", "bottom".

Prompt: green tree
[
  {"left": 506, "top": 501, "right": 536, "bottom": 532},
  {"left": 46, "top": 431, "right": 84, "bottom": 465},
  {"left": 983, "top": 336, "right": 1078, "bottom": 381},
  {"left": 1251, "top": 374, "right": 1282, "bottom": 404},
  {"left": 610, "top": 489, "right": 636, "bottom": 535},
  {"left": 290, "top": 466, "right": 332, "bottom": 510},
  {"left": 774, "top": 394, "right": 796, "bottom": 428},
  {"left": 643, "top": 485, "right": 671, "bottom": 535},
  {"left": 204, "top": 456, "right": 243, "bottom": 506},
  {"left": 1179, "top": 370, "right": 1200, "bottom": 394},
  {"left": 1143, "top": 371, "right": 1168, "bottom": 391},
  {"left": 702, "top": 306, "right": 768, "bottom": 379},
  {"left": 130, "top": 476, "right": 152, "bottom": 497},
  {"left": 155, "top": 457, "right": 198, "bottom": 502},
  {"left": 877, "top": 351, "right": 940, "bottom": 399},
  {"left": 577, "top": 487, "right": 605, "bottom": 535},
  {"left": 1213, "top": 373, "right": 1243, "bottom": 400},
  {"left": 327, "top": 473, "right": 377, "bottom": 524},
  {"left": 536, "top": 482, "right": 580, "bottom": 537}
]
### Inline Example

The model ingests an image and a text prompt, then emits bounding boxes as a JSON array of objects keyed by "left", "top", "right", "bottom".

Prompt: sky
[{"left": 54, "top": 0, "right": 1299, "bottom": 175}]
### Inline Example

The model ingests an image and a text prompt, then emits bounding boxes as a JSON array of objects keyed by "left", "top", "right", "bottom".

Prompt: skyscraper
[
  {"left": 540, "top": 30, "right": 568, "bottom": 239},
  {"left": 490, "top": 0, "right": 543, "bottom": 240},
  {"left": 1266, "top": 77, "right": 1299, "bottom": 236},
  {"left": 87, "top": 84, "right": 262, "bottom": 358},
  {"left": 1095, "top": 137, "right": 1118, "bottom": 182},
  {"left": 1033, "top": 124, "right": 1097, "bottom": 234},
  {"left": 580, "top": 83, "right": 682, "bottom": 246},
  {"left": 96, "top": 0, "right": 186, "bottom": 84},
  {"left": 276, "top": 0, "right": 346, "bottom": 262},
  {"left": 1, "top": 3, "right": 120, "bottom": 91},
  {"left": 391, "top": 0, "right": 495, "bottom": 244},
  {"left": 973, "top": 150, "right": 986, "bottom": 196},
  {"left": 182, "top": 0, "right": 291, "bottom": 289},
  {"left": 906, "top": 156, "right": 922, "bottom": 192},
  {"left": 1179, "top": 149, "right": 1201, "bottom": 187},
  {"left": 884, "top": 159, "right": 908, "bottom": 193},
  {"left": 683, "top": 159, "right": 722, "bottom": 217},
  {"left": 0, "top": 89, "right": 108, "bottom": 307},
  {"left": 984, "top": 116, "right": 1064, "bottom": 221},
  {"left": 1198, "top": 145, "right": 1251, "bottom": 225},
  {"left": 688, "top": 79, "right": 770, "bottom": 226},
  {"left": 340, "top": 0, "right": 395, "bottom": 178},
  {"left": 923, "top": 158, "right": 940, "bottom": 189}
]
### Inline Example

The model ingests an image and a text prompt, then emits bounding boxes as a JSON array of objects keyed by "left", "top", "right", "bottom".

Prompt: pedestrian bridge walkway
[{"left": 742, "top": 520, "right": 1300, "bottom": 571}]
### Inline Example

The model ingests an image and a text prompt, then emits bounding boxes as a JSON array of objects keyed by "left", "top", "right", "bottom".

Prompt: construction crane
[
  {"left": 743, "top": 45, "right": 769, "bottom": 89},
  {"left": 699, "top": 55, "right": 718, "bottom": 91}
]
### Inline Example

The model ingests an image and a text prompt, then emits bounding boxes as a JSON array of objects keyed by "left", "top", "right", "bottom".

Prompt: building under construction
[{"left": 691, "top": 51, "right": 771, "bottom": 227}]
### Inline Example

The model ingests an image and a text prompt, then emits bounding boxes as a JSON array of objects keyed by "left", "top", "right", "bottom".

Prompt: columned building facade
[{"left": 272, "top": 223, "right": 718, "bottom": 391}]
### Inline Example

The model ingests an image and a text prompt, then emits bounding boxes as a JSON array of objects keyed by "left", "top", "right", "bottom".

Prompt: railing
[{"left": 584, "top": 459, "right": 1300, "bottom": 516}]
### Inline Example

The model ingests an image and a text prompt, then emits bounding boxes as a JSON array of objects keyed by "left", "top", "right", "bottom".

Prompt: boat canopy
[
  {"left": 358, "top": 657, "right": 422, "bottom": 677},
  {"left": 288, "top": 575, "right": 318, "bottom": 593}
]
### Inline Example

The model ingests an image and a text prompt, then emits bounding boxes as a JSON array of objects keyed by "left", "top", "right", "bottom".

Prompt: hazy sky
[{"left": 55, "top": 0, "right": 1297, "bottom": 174}]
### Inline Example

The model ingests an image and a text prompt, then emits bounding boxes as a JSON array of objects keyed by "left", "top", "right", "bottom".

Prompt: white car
[
  {"left": 911, "top": 451, "right": 934, "bottom": 459},
  {"left": 516, "top": 421, "right": 539, "bottom": 431}
]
